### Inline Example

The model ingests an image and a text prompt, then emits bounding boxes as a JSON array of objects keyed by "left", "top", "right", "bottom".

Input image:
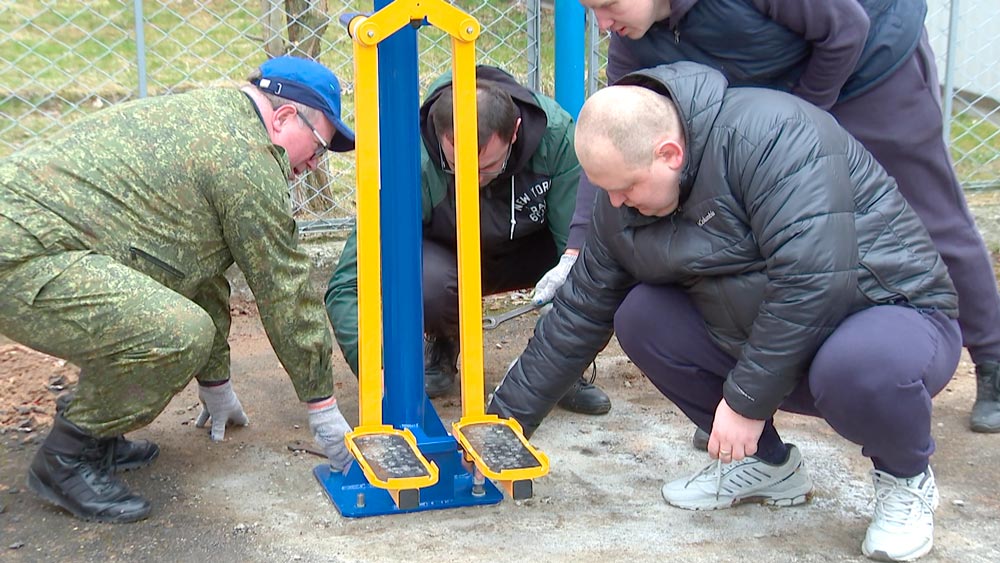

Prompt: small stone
[
  {"left": 8, "top": 488, "right": 20, "bottom": 495},
  {"left": 952, "top": 499, "right": 966, "bottom": 507},
  {"left": 936, "top": 422, "right": 944, "bottom": 427},
  {"left": 293, "top": 424, "right": 300, "bottom": 430},
  {"left": 9, "top": 542, "right": 24, "bottom": 550}
]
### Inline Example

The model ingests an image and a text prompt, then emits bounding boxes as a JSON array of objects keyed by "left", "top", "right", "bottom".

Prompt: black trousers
[{"left": 422, "top": 230, "right": 557, "bottom": 336}]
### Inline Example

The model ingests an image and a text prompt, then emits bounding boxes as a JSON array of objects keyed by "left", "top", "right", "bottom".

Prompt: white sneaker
[
  {"left": 660, "top": 444, "right": 813, "bottom": 510},
  {"left": 862, "top": 466, "right": 939, "bottom": 562}
]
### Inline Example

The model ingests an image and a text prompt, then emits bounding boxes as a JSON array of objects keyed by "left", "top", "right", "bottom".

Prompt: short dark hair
[{"left": 429, "top": 79, "right": 518, "bottom": 150}]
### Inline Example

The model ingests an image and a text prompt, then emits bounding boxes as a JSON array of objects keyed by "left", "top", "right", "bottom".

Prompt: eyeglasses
[
  {"left": 440, "top": 141, "right": 513, "bottom": 180},
  {"left": 297, "top": 112, "right": 331, "bottom": 158}
]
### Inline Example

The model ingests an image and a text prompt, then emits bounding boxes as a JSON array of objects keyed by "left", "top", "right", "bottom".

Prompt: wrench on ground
[{"left": 483, "top": 303, "right": 540, "bottom": 330}]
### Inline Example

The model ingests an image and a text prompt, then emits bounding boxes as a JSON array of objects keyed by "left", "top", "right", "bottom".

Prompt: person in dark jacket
[
  {"left": 488, "top": 63, "right": 960, "bottom": 562},
  {"left": 574, "top": 0, "right": 1000, "bottom": 434},
  {"left": 325, "top": 66, "right": 611, "bottom": 415}
]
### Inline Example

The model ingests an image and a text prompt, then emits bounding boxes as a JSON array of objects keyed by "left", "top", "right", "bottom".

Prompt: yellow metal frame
[
  {"left": 349, "top": 0, "right": 483, "bottom": 428},
  {"left": 347, "top": 0, "right": 548, "bottom": 496}
]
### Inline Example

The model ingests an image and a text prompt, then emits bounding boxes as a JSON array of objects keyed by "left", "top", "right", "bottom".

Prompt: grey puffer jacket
[{"left": 488, "top": 62, "right": 957, "bottom": 436}]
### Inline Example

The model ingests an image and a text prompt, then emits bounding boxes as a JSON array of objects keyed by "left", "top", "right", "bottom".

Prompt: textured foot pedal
[
  {"left": 460, "top": 423, "right": 541, "bottom": 472},
  {"left": 353, "top": 433, "right": 430, "bottom": 481},
  {"left": 453, "top": 417, "right": 549, "bottom": 489},
  {"left": 345, "top": 426, "right": 439, "bottom": 506}
]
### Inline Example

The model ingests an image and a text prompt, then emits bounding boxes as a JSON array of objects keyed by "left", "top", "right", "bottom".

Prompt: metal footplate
[
  {"left": 452, "top": 416, "right": 549, "bottom": 500},
  {"left": 345, "top": 426, "right": 439, "bottom": 509}
]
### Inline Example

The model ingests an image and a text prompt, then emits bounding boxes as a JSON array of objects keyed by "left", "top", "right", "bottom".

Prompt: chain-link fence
[
  {"left": 5, "top": 1, "right": 998, "bottom": 232},
  {"left": 585, "top": 1, "right": 1000, "bottom": 194},
  {"left": 0, "top": 0, "right": 549, "bottom": 233}
]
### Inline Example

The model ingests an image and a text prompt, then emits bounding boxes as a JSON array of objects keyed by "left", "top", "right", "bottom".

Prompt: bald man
[{"left": 487, "top": 62, "right": 960, "bottom": 562}]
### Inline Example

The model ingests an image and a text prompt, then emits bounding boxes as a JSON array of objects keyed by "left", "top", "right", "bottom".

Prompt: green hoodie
[{"left": 326, "top": 66, "right": 579, "bottom": 374}]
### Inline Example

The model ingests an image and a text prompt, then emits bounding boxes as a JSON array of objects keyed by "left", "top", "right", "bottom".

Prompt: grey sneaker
[
  {"left": 660, "top": 444, "right": 813, "bottom": 510},
  {"left": 862, "top": 467, "right": 939, "bottom": 562}
]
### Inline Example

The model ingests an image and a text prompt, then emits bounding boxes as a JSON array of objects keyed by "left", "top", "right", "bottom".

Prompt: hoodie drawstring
[{"left": 509, "top": 175, "right": 516, "bottom": 240}]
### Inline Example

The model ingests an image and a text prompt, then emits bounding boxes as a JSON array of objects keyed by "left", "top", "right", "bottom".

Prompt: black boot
[
  {"left": 55, "top": 394, "right": 160, "bottom": 472},
  {"left": 557, "top": 369, "right": 612, "bottom": 415},
  {"left": 27, "top": 415, "right": 151, "bottom": 523},
  {"left": 971, "top": 361, "right": 1000, "bottom": 433},
  {"left": 692, "top": 427, "right": 710, "bottom": 451},
  {"left": 424, "top": 334, "right": 459, "bottom": 398}
]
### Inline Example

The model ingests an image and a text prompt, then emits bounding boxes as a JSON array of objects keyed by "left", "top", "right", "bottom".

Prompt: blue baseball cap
[{"left": 252, "top": 56, "right": 355, "bottom": 152}]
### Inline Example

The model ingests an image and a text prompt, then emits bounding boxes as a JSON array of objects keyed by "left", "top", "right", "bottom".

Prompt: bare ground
[{"left": 1, "top": 290, "right": 999, "bottom": 563}]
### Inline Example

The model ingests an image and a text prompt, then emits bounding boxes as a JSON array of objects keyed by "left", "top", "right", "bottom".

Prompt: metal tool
[{"left": 483, "top": 303, "right": 540, "bottom": 330}]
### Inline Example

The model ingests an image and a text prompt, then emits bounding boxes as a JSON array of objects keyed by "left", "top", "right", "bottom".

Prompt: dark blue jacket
[{"left": 610, "top": 0, "right": 927, "bottom": 107}]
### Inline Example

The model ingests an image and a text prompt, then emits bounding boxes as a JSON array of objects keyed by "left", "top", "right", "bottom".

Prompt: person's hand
[
  {"left": 307, "top": 397, "right": 353, "bottom": 472},
  {"left": 708, "top": 399, "right": 765, "bottom": 463},
  {"left": 531, "top": 251, "right": 579, "bottom": 306},
  {"left": 195, "top": 380, "right": 249, "bottom": 441}
]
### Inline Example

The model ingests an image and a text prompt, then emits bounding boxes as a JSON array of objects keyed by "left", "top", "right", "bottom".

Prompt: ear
[
  {"left": 510, "top": 117, "right": 522, "bottom": 144},
  {"left": 654, "top": 138, "right": 684, "bottom": 170},
  {"left": 271, "top": 104, "right": 298, "bottom": 134}
]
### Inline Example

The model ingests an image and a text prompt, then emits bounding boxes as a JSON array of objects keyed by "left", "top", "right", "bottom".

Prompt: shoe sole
[
  {"left": 970, "top": 421, "right": 1000, "bottom": 433},
  {"left": 557, "top": 402, "right": 612, "bottom": 415},
  {"left": 665, "top": 489, "right": 813, "bottom": 511},
  {"left": 27, "top": 470, "right": 151, "bottom": 523},
  {"left": 862, "top": 538, "right": 933, "bottom": 562}
]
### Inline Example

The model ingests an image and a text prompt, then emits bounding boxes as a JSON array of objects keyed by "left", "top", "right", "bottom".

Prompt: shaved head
[{"left": 575, "top": 85, "right": 682, "bottom": 168}]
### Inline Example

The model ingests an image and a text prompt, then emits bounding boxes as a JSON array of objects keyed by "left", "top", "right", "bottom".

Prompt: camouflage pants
[{"left": 0, "top": 216, "right": 215, "bottom": 437}]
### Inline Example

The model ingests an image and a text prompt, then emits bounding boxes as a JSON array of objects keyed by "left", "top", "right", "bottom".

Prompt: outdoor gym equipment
[{"left": 313, "top": 0, "right": 548, "bottom": 518}]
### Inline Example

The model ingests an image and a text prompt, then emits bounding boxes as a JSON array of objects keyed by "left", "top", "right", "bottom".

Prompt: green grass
[{"left": 950, "top": 111, "right": 1000, "bottom": 188}]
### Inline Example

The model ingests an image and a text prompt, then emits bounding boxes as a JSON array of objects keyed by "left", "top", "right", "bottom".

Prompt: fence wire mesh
[
  {"left": 3, "top": 1, "right": 998, "bottom": 234},
  {"left": 0, "top": 0, "right": 547, "bottom": 233}
]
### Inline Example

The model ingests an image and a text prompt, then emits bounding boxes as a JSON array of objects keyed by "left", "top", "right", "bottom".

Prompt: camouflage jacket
[{"left": 0, "top": 88, "right": 333, "bottom": 401}]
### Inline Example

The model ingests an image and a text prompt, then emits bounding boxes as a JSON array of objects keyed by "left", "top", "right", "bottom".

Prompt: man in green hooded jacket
[{"left": 325, "top": 66, "right": 611, "bottom": 414}]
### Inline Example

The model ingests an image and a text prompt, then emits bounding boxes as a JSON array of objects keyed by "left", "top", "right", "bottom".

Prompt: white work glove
[
  {"left": 307, "top": 397, "right": 353, "bottom": 472},
  {"left": 531, "top": 252, "right": 578, "bottom": 305},
  {"left": 195, "top": 380, "right": 249, "bottom": 442}
]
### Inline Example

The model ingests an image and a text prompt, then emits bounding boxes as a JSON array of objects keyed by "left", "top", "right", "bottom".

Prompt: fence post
[
  {"left": 942, "top": 0, "right": 960, "bottom": 145},
  {"left": 133, "top": 0, "right": 148, "bottom": 98},
  {"left": 554, "top": 0, "right": 585, "bottom": 118}
]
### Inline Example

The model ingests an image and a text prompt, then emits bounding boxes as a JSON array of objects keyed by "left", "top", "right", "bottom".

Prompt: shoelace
[
  {"left": 684, "top": 458, "right": 726, "bottom": 500},
  {"left": 582, "top": 361, "right": 598, "bottom": 386},
  {"left": 871, "top": 470, "right": 935, "bottom": 526}
]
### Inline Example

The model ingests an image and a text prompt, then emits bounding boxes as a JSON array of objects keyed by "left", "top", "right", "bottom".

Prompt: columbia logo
[{"left": 697, "top": 210, "right": 716, "bottom": 226}]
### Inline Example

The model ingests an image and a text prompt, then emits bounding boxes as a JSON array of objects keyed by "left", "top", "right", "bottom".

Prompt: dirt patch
[
  {"left": 1, "top": 295, "right": 999, "bottom": 562},
  {"left": 0, "top": 344, "right": 78, "bottom": 438}
]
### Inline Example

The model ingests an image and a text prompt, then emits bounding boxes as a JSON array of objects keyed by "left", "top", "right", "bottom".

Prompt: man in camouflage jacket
[{"left": 0, "top": 56, "right": 355, "bottom": 523}]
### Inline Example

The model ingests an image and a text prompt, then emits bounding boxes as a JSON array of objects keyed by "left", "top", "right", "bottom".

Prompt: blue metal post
[
  {"left": 554, "top": 0, "right": 586, "bottom": 119},
  {"left": 375, "top": 1, "right": 428, "bottom": 432}
]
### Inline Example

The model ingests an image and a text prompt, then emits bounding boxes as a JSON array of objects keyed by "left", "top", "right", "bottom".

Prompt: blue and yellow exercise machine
[{"left": 313, "top": 0, "right": 549, "bottom": 517}]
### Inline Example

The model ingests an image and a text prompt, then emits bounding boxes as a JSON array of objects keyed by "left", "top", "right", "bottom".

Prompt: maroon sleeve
[
  {"left": 567, "top": 37, "right": 640, "bottom": 250},
  {"left": 753, "top": 0, "right": 870, "bottom": 110}
]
